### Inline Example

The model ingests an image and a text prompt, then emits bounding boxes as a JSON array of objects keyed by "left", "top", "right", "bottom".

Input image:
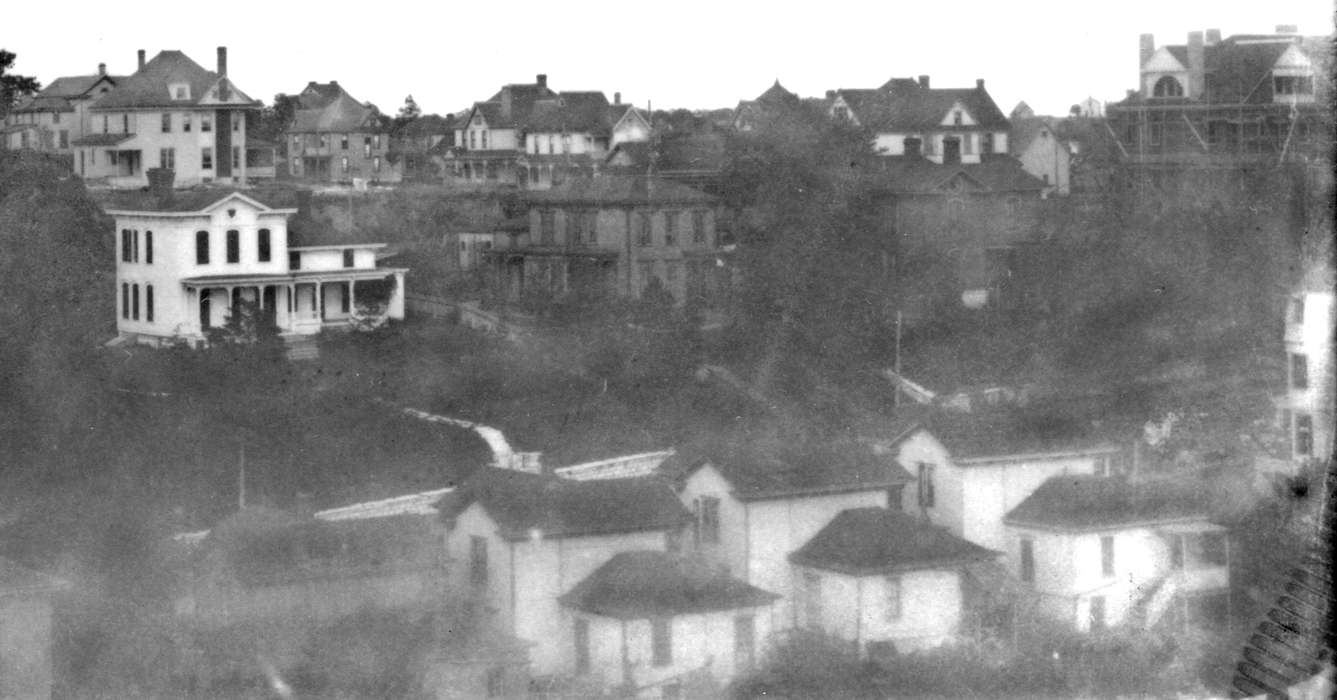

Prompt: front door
[{"left": 943, "top": 137, "right": 961, "bottom": 164}]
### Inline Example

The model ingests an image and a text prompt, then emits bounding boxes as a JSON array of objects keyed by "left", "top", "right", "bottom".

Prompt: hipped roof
[
  {"left": 790, "top": 508, "right": 998, "bottom": 575},
  {"left": 560, "top": 551, "right": 778, "bottom": 618},
  {"left": 91, "top": 50, "right": 257, "bottom": 110}
]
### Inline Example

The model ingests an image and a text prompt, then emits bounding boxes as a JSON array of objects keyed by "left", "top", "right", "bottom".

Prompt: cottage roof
[
  {"left": 467, "top": 81, "right": 559, "bottom": 129},
  {"left": 290, "top": 84, "right": 383, "bottom": 134},
  {"left": 524, "top": 174, "right": 715, "bottom": 206},
  {"left": 790, "top": 508, "right": 997, "bottom": 575},
  {"left": 872, "top": 155, "right": 1046, "bottom": 194},
  {"left": 439, "top": 468, "right": 690, "bottom": 541},
  {"left": 100, "top": 188, "right": 300, "bottom": 214},
  {"left": 0, "top": 557, "right": 67, "bottom": 597},
  {"left": 1009, "top": 117, "right": 1061, "bottom": 154},
  {"left": 91, "top": 50, "right": 257, "bottom": 110},
  {"left": 849, "top": 79, "right": 1010, "bottom": 132},
  {"left": 14, "top": 73, "right": 123, "bottom": 114},
  {"left": 560, "top": 551, "right": 778, "bottom": 619},
  {"left": 524, "top": 91, "right": 612, "bottom": 134},
  {"left": 899, "top": 407, "right": 1118, "bottom": 462},
  {"left": 1005, "top": 475, "right": 1214, "bottom": 531},
  {"left": 684, "top": 441, "right": 914, "bottom": 502}
]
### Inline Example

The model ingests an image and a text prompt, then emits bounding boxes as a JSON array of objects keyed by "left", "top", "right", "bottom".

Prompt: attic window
[
  {"left": 1274, "top": 75, "right": 1314, "bottom": 96},
  {"left": 1152, "top": 76, "right": 1184, "bottom": 98},
  {"left": 953, "top": 111, "right": 963, "bottom": 126},
  {"left": 170, "top": 83, "right": 191, "bottom": 100}
]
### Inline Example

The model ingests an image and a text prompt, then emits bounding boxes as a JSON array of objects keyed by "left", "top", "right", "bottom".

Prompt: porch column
[
  {"left": 318, "top": 282, "right": 325, "bottom": 320},
  {"left": 226, "top": 286, "right": 235, "bottom": 322},
  {"left": 348, "top": 280, "right": 357, "bottom": 315}
]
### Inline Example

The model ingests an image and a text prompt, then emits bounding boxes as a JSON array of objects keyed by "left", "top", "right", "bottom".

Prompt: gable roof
[
  {"left": 101, "top": 188, "right": 299, "bottom": 214},
  {"left": 1009, "top": 117, "right": 1062, "bottom": 154},
  {"left": 525, "top": 174, "right": 715, "bottom": 206},
  {"left": 92, "top": 50, "right": 256, "bottom": 110},
  {"left": 1005, "top": 475, "right": 1214, "bottom": 531},
  {"left": 790, "top": 508, "right": 997, "bottom": 575},
  {"left": 14, "top": 73, "right": 125, "bottom": 113},
  {"left": 685, "top": 442, "right": 914, "bottom": 502},
  {"left": 1132, "top": 34, "right": 1330, "bottom": 105},
  {"left": 892, "top": 407, "right": 1119, "bottom": 463},
  {"left": 524, "top": 91, "right": 612, "bottom": 134},
  {"left": 872, "top": 155, "right": 1047, "bottom": 194},
  {"left": 290, "top": 84, "right": 383, "bottom": 134},
  {"left": 560, "top": 551, "right": 778, "bottom": 618},
  {"left": 464, "top": 81, "right": 560, "bottom": 130},
  {"left": 439, "top": 468, "right": 690, "bottom": 541},
  {"left": 849, "top": 79, "right": 1010, "bottom": 132}
]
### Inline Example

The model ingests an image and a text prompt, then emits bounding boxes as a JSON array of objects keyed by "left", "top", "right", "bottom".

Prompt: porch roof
[
  {"left": 72, "top": 133, "right": 136, "bottom": 147},
  {"left": 179, "top": 267, "right": 406, "bottom": 286}
]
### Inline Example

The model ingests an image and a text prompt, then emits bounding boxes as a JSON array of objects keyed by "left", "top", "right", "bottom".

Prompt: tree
[
  {"left": 395, "top": 95, "right": 421, "bottom": 128},
  {"left": 0, "top": 49, "right": 40, "bottom": 119},
  {"left": 250, "top": 93, "right": 299, "bottom": 148}
]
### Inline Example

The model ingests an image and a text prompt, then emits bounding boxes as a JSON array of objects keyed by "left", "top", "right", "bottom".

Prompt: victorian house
[
  {"left": 285, "top": 81, "right": 395, "bottom": 183},
  {"left": 106, "top": 189, "right": 406, "bottom": 347},
  {"left": 446, "top": 75, "right": 558, "bottom": 186},
  {"left": 75, "top": 48, "right": 261, "bottom": 188},
  {"left": 486, "top": 174, "right": 725, "bottom": 308},
  {"left": 2, "top": 62, "right": 123, "bottom": 154},
  {"left": 828, "top": 75, "right": 1012, "bottom": 163}
]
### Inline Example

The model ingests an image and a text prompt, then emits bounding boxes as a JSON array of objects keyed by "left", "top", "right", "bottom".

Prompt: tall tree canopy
[{"left": 0, "top": 48, "right": 41, "bottom": 118}]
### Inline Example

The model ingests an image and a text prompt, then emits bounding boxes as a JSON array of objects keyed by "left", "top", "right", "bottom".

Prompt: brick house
[
  {"left": 75, "top": 47, "right": 260, "bottom": 188},
  {"left": 285, "top": 81, "right": 395, "bottom": 184},
  {"left": 486, "top": 174, "right": 727, "bottom": 308}
]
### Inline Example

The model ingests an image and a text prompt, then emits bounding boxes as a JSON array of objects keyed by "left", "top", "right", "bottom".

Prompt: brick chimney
[
  {"left": 98, "top": 63, "right": 106, "bottom": 76},
  {"left": 825, "top": 90, "right": 836, "bottom": 100},
  {"left": 614, "top": 91, "right": 621, "bottom": 105},
  {"left": 216, "top": 46, "right": 227, "bottom": 76},
  {"left": 536, "top": 73, "right": 548, "bottom": 89},
  {"left": 917, "top": 75, "right": 930, "bottom": 88},
  {"left": 1139, "top": 34, "right": 1154, "bottom": 69},
  {"left": 147, "top": 167, "right": 175, "bottom": 206},
  {"left": 1187, "top": 31, "right": 1205, "bottom": 99},
  {"left": 137, "top": 49, "right": 146, "bottom": 71},
  {"left": 216, "top": 47, "right": 230, "bottom": 101},
  {"left": 976, "top": 78, "right": 985, "bottom": 90},
  {"left": 1206, "top": 28, "right": 1221, "bottom": 45}
]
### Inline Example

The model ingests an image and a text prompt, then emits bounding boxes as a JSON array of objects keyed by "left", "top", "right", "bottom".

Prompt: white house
[
  {"left": 75, "top": 48, "right": 260, "bottom": 188},
  {"left": 1281, "top": 279, "right": 1334, "bottom": 468},
  {"left": 559, "top": 551, "right": 778, "bottom": 698},
  {"left": 106, "top": 189, "right": 406, "bottom": 346},
  {"left": 3, "top": 63, "right": 123, "bottom": 154},
  {"left": 1010, "top": 117, "right": 1071, "bottom": 195},
  {"left": 1004, "top": 475, "right": 1230, "bottom": 632},
  {"left": 828, "top": 76, "right": 1011, "bottom": 164},
  {"left": 440, "top": 468, "right": 692, "bottom": 677},
  {"left": 788, "top": 507, "right": 998, "bottom": 655},
  {"left": 676, "top": 449, "right": 914, "bottom": 629},
  {"left": 883, "top": 412, "right": 1123, "bottom": 552}
]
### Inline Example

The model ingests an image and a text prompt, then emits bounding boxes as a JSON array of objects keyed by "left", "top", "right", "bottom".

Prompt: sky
[{"left": 5, "top": 0, "right": 1333, "bottom": 118}]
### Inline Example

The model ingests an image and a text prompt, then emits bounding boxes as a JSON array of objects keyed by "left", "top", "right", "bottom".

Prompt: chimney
[
  {"left": 1139, "top": 34, "right": 1155, "bottom": 69},
  {"left": 216, "top": 46, "right": 227, "bottom": 76},
  {"left": 614, "top": 91, "right": 621, "bottom": 105},
  {"left": 1206, "top": 28, "right": 1222, "bottom": 45},
  {"left": 1187, "top": 31, "right": 1205, "bottom": 99},
  {"left": 98, "top": 63, "right": 106, "bottom": 76},
  {"left": 147, "top": 167, "right": 175, "bottom": 205},
  {"left": 976, "top": 78, "right": 985, "bottom": 90},
  {"left": 1276, "top": 24, "right": 1298, "bottom": 34},
  {"left": 137, "top": 49, "right": 146, "bottom": 71},
  {"left": 536, "top": 73, "right": 548, "bottom": 89},
  {"left": 825, "top": 89, "right": 836, "bottom": 100},
  {"left": 917, "top": 74, "right": 930, "bottom": 89},
  {"left": 500, "top": 86, "right": 513, "bottom": 120}
]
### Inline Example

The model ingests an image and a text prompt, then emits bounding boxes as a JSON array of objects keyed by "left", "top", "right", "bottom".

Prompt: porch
[{"left": 180, "top": 269, "right": 406, "bottom": 340}]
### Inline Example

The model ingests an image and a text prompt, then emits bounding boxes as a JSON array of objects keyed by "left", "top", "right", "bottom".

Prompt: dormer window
[
  {"left": 1274, "top": 75, "right": 1314, "bottom": 96},
  {"left": 1152, "top": 76, "right": 1184, "bottom": 98},
  {"left": 170, "top": 83, "right": 191, "bottom": 101},
  {"left": 953, "top": 111, "right": 963, "bottom": 126}
]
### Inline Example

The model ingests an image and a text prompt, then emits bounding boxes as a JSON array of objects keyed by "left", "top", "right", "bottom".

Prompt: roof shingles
[
  {"left": 1005, "top": 475, "right": 1214, "bottom": 531},
  {"left": 790, "top": 508, "right": 997, "bottom": 575},
  {"left": 560, "top": 551, "right": 778, "bottom": 618}
]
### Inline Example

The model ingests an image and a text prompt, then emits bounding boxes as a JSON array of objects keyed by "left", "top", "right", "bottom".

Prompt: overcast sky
[{"left": 6, "top": 0, "right": 1333, "bottom": 118}]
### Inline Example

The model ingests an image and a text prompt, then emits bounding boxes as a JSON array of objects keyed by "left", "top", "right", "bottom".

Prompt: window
[
  {"left": 342, "top": 249, "right": 354, "bottom": 268},
  {"left": 232, "top": 146, "right": 240, "bottom": 170},
  {"left": 1290, "top": 353, "right": 1309, "bottom": 389},
  {"left": 651, "top": 618, "right": 672, "bottom": 667},
  {"left": 362, "top": 136, "right": 370, "bottom": 157},
  {"left": 1294, "top": 413, "right": 1313, "bottom": 456},
  {"left": 257, "top": 229, "right": 271, "bottom": 262},
  {"left": 917, "top": 463, "right": 934, "bottom": 508},
  {"left": 233, "top": 114, "right": 241, "bottom": 132},
  {"left": 289, "top": 251, "right": 301, "bottom": 270},
  {"left": 1100, "top": 535, "right": 1114, "bottom": 577},
  {"left": 374, "top": 134, "right": 381, "bottom": 149},
  {"left": 201, "top": 115, "right": 212, "bottom": 132},
  {"left": 102, "top": 115, "right": 108, "bottom": 134},
  {"left": 143, "top": 284, "right": 154, "bottom": 322},
  {"left": 574, "top": 619, "right": 590, "bottom": 674},
  {"left": 1274, "top": 75, "right": 1314, "bottom": 96},
  {"left": 1153, "top": 76, "right": 1184, "bottom": 98},
  {"left": 963, "top": 133, "right": 974, "bottom": 155},
  {"left": 160, "top": 148, "right": 175, "bottom": 169},
  {"left": 480, "top": 131, "right": 488, "bottom": 149},
  {"left": 664, "top": 211, "right": 678, "bottom": 246},
  {"left": 1170, "top": 535, "right": 1185, "bottom": 570},
  {"left": 122, "top": 114, "right": 129, "bottom": 133},
  {"left": 53, "top": 111, "right": 60, "bottom": 124},
  {"left": 1290, "top": 296, "right": 1305, "bottom": 324},
  {"left": 131, "top": 284, "right": 139, "bottom": 320},
  {"left": 734, "top": 615, "right": 756, "bottom": 671},
  {"left": 161, "top": 113, "right": 171, "bottom": 132},
  {"left": 121, "top": 283, "right": 129, "bottom": 319},
  {"left": 1020, "top": 537, "right": 1035, "bottom": 583},
  {"left": 540, "top": 211, "right": 556, "bottom": 244},
  {"left": 637, "top": 212, "right": 652, "bottom": 246},
  {"left": 145, "top": 231, "right": 153, "bottom": 264},
  {"left": 132, "top": 230, "right": 139, "bottom": 262},
  {"left": 697, "top": 496, "right": 720, "bottom": 544},
  {"left": 201, "top": 147, "right": 213, "bottom": 170},
  {"left": 196, "top": 231, "right": 209, "bottom": 264},
  {"left": 172, "top": 84, "right": 189, "bottom": 100},
  {"left": 121, "top": 229, "right": 132, "bottom": 262},
  {"left": 340, "top": 134, "right": 349, "bottom": 150},
  {"left": 692, "top": 210, "right": 706, "bottom": 244},
  {"left": 373, "top": 156, "right": 381, "bottom": 173},
  {"left": 885, "top": 575, "right": 902, "bottom": 621},
  {"left": 1089, "top": 596, "right": 1107, "bottom": 631},
  {"left": 226, "top": 230, "right": 239, "bottom": 263},
  {"left": 468, "top": 131, "right": 476, "bottom": 149},
  {"left": 59, "top": 130, "right": 68, "bottom": 149},
  {"left": 887, "top": 484, "right": 904, "bottom": 511},
  {"left": 319, "top": 134, "right": 328, "bottom": 148},
  {"left": 183, "top": 114, "right": 191, "bottom": 132},
  {"left": 485, "top": 668, "right": 504, "bottom": 698},
  {"left": 953, "top": 110, "right": 963, "bottom": 126},
  {"left": 470, "top": 536, "right": 488, "bottom": 585},
  {"left": 341, "top": 156, "right": 349, "bottom": 173}
]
